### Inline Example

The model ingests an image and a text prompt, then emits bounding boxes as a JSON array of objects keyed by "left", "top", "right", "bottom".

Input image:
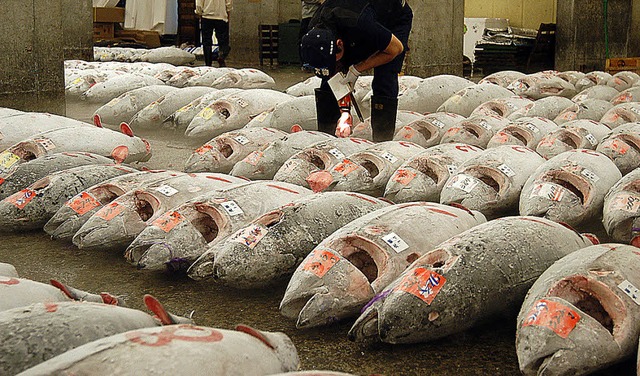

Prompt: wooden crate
[
  {"left": 115, "top": 29, "right": 161, "bottom": 48},
  {"left": 606, "top": 57, "right": 640, "bottom": 74},
  {"left": 93, "top": 22, "right": 115, "bottom": 40}
]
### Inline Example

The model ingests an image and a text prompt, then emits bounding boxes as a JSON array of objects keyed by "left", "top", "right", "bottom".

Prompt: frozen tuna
[
  {"left": 185, "top": 89, "right": 293, "bottom": 139},
  {"left": 211, "top": 192, "right": 390, "bottom": 288},
  {"left": 437, "top": 83, "right": 514, "bottom": 117},
  {"left": 407, "top": 75, "right": 474, "bottom": 114},
  {"left": 553, "top": 98, "right": 613, "bottom": 124},
  {"left": 184, "top": 127, "right": 288, "bottom": 173},
  {"left": 143, "top": 47, "right": 196, "bottom": 65},
  {"left": 520, "top": 149, "right": 623, "bottom": 227},
  {"left": 469, "top": 96, "right": 533, "bottom": 118},
  {"left": 230, "top": 131, "right": 334, "bottom": 180},
  {"left": 44, "top": 170, "right": 184, "bottom": 241},
  {"left": 81, "top": 73, "right": 164, "bottom": 103},
  {"left": 166, "top": 88, "right": 241, "bottom": 132},
  {"left": 19, "top": 324, "right": 299, "bottom": 376},
  {"left": 285, "top": 76, "right": 322, "bottom": 97},
  {"left": 128, "top": 181, "right": 311, "bottom": 273},
  {"left": 4, "top": 124, "right": 151, "bottom": 164},
  {"left": 602, "top": 168, "right": 640, "bottom": 243},
  {"left": 72, "top": 173, "right": 246, "bottom": 252},
  {"left": 440, "top": 114, "right": 512, "bottom": 148},
  {"left": 606, "top": 71, "right": 640, "bottom": 91},
  {"left": 440, "top": 145, "right": 545, "bottom": 218},
  {"left": 0, "top": 152, "right": 113, "bottom": 200},
  {"left": 92, "top": 85, "right": 178, "bottom": 127},
  {"left": 211, "top": 68, "right": 276, "bottom": 90},
  {"left": 279, "top": 202, "right": 486, "bottom": 328},
  {"left": 574, "top": 71, "right": 613, "bottom": 92},
  {"left": 273, "top": 138, "right": 374, "bottom": 189},
  {"left": 507, "top": 96, "right": 575, "bottom": 121},
  {"left": 487, "top": 117, "right": 559, "bottom": 149},
  {"left": 0, "top": 164, "right": 137, "bottom": 232},
  {"left": 0, "top": 113, "right": 91, "bottom": 151},
  {"left": 596, "top": 122, "right": 640, "bottom": 174},
  {"left": 600, "top": 102, "right": 640, "bottom": 129},
  {"left": 571, "top": 85, "right": 620, "bottom": 102},
  {"left": 244, "top": 96, "right": 318, "bottom": 132},
  {"left": 307, "top": 141, "right": 425, "bottom": 196},
  {"left": 535, "top": 119, "right": 611, "bottom": 159},
  {"left": 185, "top": 67, "right": 235, "bottom": 87},
  {"left": 557, "top": 71, "right": 587, "bottom": 86},
  {"left": 0, "top": 295, "right": 191, "bottom": 375},
  {"left": 384, "top": 143, "right": 482, "bottom": 203},
  {"left": 611, "top": 86, "right": 640, "bottom": 105},
  {"left": 516, "top": 244, "right": 640, "bottom": 376},
  {"left": 350, "top": 111, "right": 423, "bottom": 141},
  {"left": 478, "top": 70, "right": 527, "bottom": 88},
  {"left": 128, "top": 87, "right": 215, "bottom": 129},
  {"left": 508, "top": 76, "right": 578, "bottom": 100},
  {"left": 392, "top": 112, "right": 466, "bottom": 148},
  {"left": 348, "top": 216, "right": 597, "bottom": 344}
]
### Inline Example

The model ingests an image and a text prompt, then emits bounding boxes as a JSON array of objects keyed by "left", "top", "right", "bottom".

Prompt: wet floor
[{"left": 1, "top": 65, "right": 636, "bottom": 375}]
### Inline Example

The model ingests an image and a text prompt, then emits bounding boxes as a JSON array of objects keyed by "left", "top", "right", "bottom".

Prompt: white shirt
[{"left": 195, "top": 0, "right": 233, "bottom": 22}]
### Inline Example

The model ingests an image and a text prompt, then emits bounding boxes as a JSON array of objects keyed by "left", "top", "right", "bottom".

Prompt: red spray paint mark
[
  {"left": 126, "top": 325, "right": 224, "bottom": 347},
  {"left": 0, "top": 278, "right": 19, "bottom": 285},
  {"left": 206, "top": 176, "right": 233, "bottom": 183},
  {"left": 266, "top": 184, "right": 302, "bottom": 194},
  {"left": 45, "top": 303, "right": 58, "bottom": 312}
]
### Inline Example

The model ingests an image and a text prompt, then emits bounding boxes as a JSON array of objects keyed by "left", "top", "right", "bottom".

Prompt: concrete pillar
[
  {"left": 230, "top": 0, "right": 279, "bottom": 65},
  {"left": 631, "top": 1, "right": 640, "bottom": 56},
  {"left": 404, "top": 0, "right": 464, "bottom": 78},
  {"left": 556, "top": 0, "right": 632, "bottom": 72},
  {"left": 62, "top": 0, "right": 94, "bottom": 61},
  {"left": 0, "top": 0, "right": 66, "bottom": 114}
]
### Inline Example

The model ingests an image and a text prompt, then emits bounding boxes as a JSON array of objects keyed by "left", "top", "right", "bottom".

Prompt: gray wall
[
  {"left": 405, "top": 0, "right": 464, "bottom": 77},
  {"left": 556, "top": 0, "right": 634, "bottom": 71},
  {"left": 0, "top": 0, "right": 66, "bottom": 114},
  {"left": 63, "top": 0, "right": 94, "bottom": 61},
  {"left": 230, "top": 0, "right": 280, "bottom": 64}
]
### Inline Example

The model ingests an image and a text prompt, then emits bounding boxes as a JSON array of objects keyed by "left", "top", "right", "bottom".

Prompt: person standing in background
[{"left": 195, "top": 0, "right": 233, "bottom": 67}]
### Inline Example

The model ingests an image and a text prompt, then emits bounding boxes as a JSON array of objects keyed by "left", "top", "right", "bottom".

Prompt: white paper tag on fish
[
  {"left": 236, "top": 98, "right": 249, "bottom": 108},
  {"left": 380, "top": 152, "right": 398, "bottom": 164},
  {"left": 447, "top": 165, "right": 457, "bottom": 175},
  {"left": 585, "top": 133, "right": 597, "bottom": 146},
  {"left": 524, "top": 122, "right": 540, "bottom": 133},
  {"left": 221, "top": 200, "right": 244, "bottom": 216},
  {"left": 35, "top": 138, "right": 56, "bottom": 151},
  {"left": 631, "top": 107, "right": 640, "bottom": 115},
  {"left": 382, "top": 232, "right": 409, "bottom": 253},
  {"left": 431, "top": 119, "right": 445, "bottom": 129},
  {"left": 328, "top": 148, "right": 345, "bottom": 160},
  {"left": 233, "top": 136, "right": 250, "bottom": 145},
  {"left": 449, "top": 174, "right": 479, "bottom": 193},
  {"left": 0, "top": 151, "right": 20, "bottom": 171},
  {"left": 254, "top": 111, "right": 269, "bottom": 123},
  {"left": 497, "top": 164, "right": 516, "bottom": 177},
  {"left": 479, "top": 121, "right": 492, "bottom": 130},
  {"left": 156, "top": 184, "right": 179, "bottom": 197},
  {"left": 610, "top": 194, "right": 640, "bottom": 212},
  {"left": 531, "top": 183, "right": 565, "bottom": 201},
  {"left": 618, "top": 280, "right": 640, "bottom": 305},
  {"left": 581, "top": 168, "right": 599, "bottom": 183}
]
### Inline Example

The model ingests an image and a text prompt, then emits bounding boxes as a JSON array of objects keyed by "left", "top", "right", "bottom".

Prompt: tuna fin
[
  {"left": 50, "top": 279, "right": 114, "bottom": 304},
  {"left": 290, "top": 124, "right": 303, "bottom": 133},
  {"left": 144, "top": 294, "right": 174, "bottom": 325},
  {"left": 235, "top": 324, "right": 275, "bottom": 349},
  {"left": 582, "top": 233, "right": 600, "bottom": 245},
  {"left": 100, "top": 292, "right": 123, "bottom": 305},
  {"left": 448, "top": 202, "right": 474, "bottom": 216},
  {"left": 120, "top": 122, "right": 135, "bottom": 137},
  {"left": 378, "top": 197, "right": 395, "bottom": 205},
  {"left": 93, "top": 114, "right": 103, "bottom": 128},
  {"left": 111, "top": 145, "right": 130, "bottom": 164}
]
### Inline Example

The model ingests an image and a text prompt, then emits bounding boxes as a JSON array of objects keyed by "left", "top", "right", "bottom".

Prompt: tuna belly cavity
[
  {"left": 548, "top": 276, "right": 622, "bottom": 337},
  {"left": 336, "top": 236, "right": 388, "bottom": 284},
  {"left": 133, "top": 192, "right": 160, "bottom": 221},
  {"left": 543, "top": 171, "right": 590, "bottom": 206},
  {"left": 192, "top": 204, "right": 225, "bottom": 243}
]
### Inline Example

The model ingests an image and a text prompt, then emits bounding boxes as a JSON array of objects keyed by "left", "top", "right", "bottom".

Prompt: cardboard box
[
  {"left": 115, "top": 29, "right": 161, "bottom": 48},
  {"left": 606, "top": 57, "right": 640, "bottom": 74},
  {"left": 93, "top": 7, "right": 125, "bottom": 23},
  {"left": 93, "top": 22, "right": 115, "bottom": 39}
]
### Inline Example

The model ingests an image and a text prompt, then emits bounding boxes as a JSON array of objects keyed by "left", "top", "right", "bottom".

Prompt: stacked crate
[{"left": 93, "top": 7, "right": 125, "bottom": 41}]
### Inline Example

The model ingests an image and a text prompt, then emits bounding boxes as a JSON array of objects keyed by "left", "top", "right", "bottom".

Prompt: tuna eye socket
[
  {"left": 220, "top": 108, "right": 231, "bottom": 119},
  {"left": 191, "top": 212, "right": 218, "bottom": 243},
  {"left": 346, "top": 251, "right": 377, "bottom": 283},
  {"left": 556, "top": 131, "right": 579, "bottom": 149},
  {"left": 258, "top": 211, "right": 283, "bottom": 228},
  {"left": 136, "top": 199, "right": 154, "bottom": 221},
  {"left": 308, "top": 154, "right": 325, "bottom": 170},
  {"left": 361, "top": 160, "right": 379, "bottom": 178},
  {"left": 219, "top": 143, "right": 233, "bottom": 158},
  {"left": 510, "top": 129, "right": 529, "bottom": 145}
]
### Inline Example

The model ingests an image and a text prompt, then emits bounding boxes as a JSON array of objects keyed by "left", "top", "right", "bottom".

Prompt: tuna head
[
  {"left": 234, "top": 324, "right": 300, "bottom": 372},
  {"left": 602, "top": 171, "right": 640, "bottom": 243},
  {"left": 488, "top": 117, "right": 559, "bottom": 149},
  {"left": 596, "top": 123, "right": 640, "bottom": 175},
  {"left": 184, "top": 139, "right": 236, "bottom": 173},
  {"left": 275, "top": 149, "right": 337, "bottom": 188},
  {"left": 126, "top": 202, "right": 230, "bottom": 272},
  {"left": 72, "top": 191, "right": 161, "bottom": 251},
  {"left": 211, "top": 211, "right": 298, "bottom": 288},
  {"left": 392, "top": 113, "right": 465, "bottom": 148},
  {"left": 184, "top": 99, "right": 236, "bottom": 139},
  {"left": 280, "top": 246, "right": 378, "bottom": 328}
]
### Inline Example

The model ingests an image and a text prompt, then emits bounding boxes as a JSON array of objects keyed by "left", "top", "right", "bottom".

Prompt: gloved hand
[
  {"left": 339, "top": 65, "right": 360, "bottom": 90},
  {"left": 335, "top": 111, "right": 353, "bottom": 138}
]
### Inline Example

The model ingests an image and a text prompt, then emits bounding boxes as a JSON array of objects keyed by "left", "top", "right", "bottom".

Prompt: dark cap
[{"left": 300, "top": 27, "right": 337, "bottom": 78}]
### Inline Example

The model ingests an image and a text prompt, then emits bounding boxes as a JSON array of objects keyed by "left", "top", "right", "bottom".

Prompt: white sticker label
[
  {"left": 382, "top": 232, "right": 409, "bottom": 253},
  {"left": 631, "top": 107, "right": 640, "bottom": 115},
  {"left": 233, "top": 136, "right": 250, "bottom": 145},
  {"left": 380, "top": 152, "right": 398, "bottom": 164},
  {"left": 447, "top": 165, "right": 457, "bottom": 175},
  {"left": 449, "top": 174, "right": 479, "bottom": 193},
  {"left": 479, "top": 120, "right": 492, "bottom": 131},
  {"left": 236, "top": 98, "right": 249, "bottom": 108},
  {"left": 506, "top": 102, "right": 517, "bottom": 109},
  {"left": 328, "top": 148, "right": 345, "bottom": 160},
  {"left": 585, "top": 133, "right": 598, "bottom": 146},
  {"left": 531, "top": 183, "right": 565, "bottom": 202},
  {"left": 497, "top": 164, "right": 516, "bottom": 177},
  {"left": 155, "top": 184, "right": 179, "bottom": 197},
  {"left": 221, "top": 200, "right": 244, "bottom": 216},
  {"left": 618, "top": 280, "right": 640, "bottom": 305},
  {"left": 431, "top": 119, "right": 446, "bottom": 129},
  {"left": 254, "top": 111, "right": 269, "bottom": 122},
  {"left": 524, "top": 122, "right": 540, "bottom": 133},
  {"left": 35, "top": 138, "right": 56, "bottom": 151},
  {"left": 581, "top": 168, "right": 599, "bottom": 183}
]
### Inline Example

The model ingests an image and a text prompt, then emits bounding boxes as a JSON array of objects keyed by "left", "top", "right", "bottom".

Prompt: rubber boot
[
  {"left": 218, "top": 46, "right": 230, "bottom": 67},
  {"left": 371, "top": 95, "right": 398, "bottom": 142},
  {"left": 315, "top": 88, "right": 341, "bottom": 135},
  {"left": 203, "top": 45, "right": 212, "bottom": 67}
]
